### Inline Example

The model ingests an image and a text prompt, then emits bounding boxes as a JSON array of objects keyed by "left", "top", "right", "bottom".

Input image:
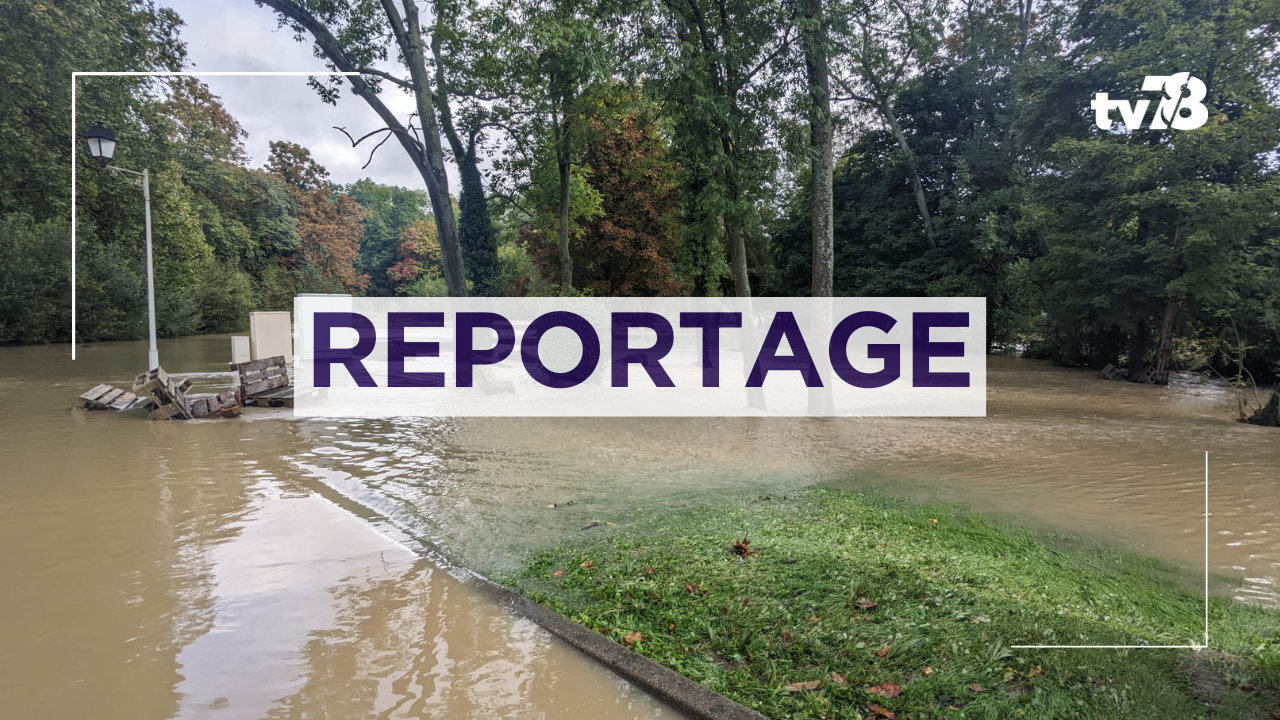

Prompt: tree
[
  {"left": 265, "top": 141, "right": 369, "bottom": 296},
  {"left": 835, "top": 0, "right": 946, "bottom": 252},
  {"left": 344, "top": 179, "right": 428, "bottom": 296},
  {"left": 1026, "top": 0, "right": 1280, "bottom": 383},
  {"left": 524, "top": 104, "right": 686, "bottom": 295},
  {"left": 482, "top": 0, "right": 617, "bottom": 293},
  {"left": 648, "top": 0, "right": 793, "bottom": 298},
  {"left": 798, "top": 0, "right": 833, "bottom": 297},
  {"left": 253, "top": 0, "right": 469, "bottom": 296}
]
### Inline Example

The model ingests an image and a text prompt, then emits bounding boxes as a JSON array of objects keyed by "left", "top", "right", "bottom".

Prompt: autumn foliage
[{"left": 523, "top": 110, "right": 686, "bottom": 296}]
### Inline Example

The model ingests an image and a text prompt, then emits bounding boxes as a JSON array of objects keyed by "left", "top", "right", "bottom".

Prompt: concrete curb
[{"left": 474, "top": 578, "right": 772, "bottom": 720}]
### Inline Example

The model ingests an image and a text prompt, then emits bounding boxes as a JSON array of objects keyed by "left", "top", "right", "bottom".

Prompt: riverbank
[{"left": 506, "top": 488, "right": 1280, "bottom": 720}]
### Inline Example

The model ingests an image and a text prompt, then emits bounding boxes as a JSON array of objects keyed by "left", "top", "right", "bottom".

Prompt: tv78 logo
[{"left": 1091, "top": 72, "right": 1209, "bottom": 130}]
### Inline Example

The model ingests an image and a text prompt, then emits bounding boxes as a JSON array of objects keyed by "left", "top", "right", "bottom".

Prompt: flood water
[{"left": 2, "top": 334, "right": 1276, "bottom": 718}]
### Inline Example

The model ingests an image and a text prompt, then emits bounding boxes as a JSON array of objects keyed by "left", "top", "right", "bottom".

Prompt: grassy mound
[{"left": 506, "top": 488, "right": 1280, "bottom": 719}]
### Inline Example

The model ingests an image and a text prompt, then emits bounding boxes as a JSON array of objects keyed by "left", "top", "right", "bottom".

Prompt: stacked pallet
[
  {"left": 133, "top": 367, "right": 194, "bottom": 420},
  {"left": 76, "top": 383, "right": 144, "bottom": 411},
  {"left": 232, "top": 355, "right": 294, "bottom": 407},
  {"left": 188, "top": 391, "right": 243, "bottom": 419}
]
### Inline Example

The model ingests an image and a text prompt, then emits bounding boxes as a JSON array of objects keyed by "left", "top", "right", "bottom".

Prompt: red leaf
[{"left": 868, "top": 682, "right": 902, "bottom": 698}]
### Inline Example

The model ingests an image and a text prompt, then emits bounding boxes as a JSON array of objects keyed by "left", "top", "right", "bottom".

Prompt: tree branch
[{"left": 357, "top": 67, "right": 415, "bottom": 89}]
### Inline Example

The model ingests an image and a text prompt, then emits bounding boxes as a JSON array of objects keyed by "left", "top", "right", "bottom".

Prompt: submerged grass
[{"left": 505, "top": 488, "right": 1280, "bottom": 720}]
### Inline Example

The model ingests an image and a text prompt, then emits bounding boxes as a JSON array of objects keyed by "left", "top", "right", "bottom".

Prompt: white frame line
[
  {"left": 1012, "top": 450, "right": 1210, "bottom": 650},
  {"left": 70, "top": 70, "right": 362, "bottom": 359}
]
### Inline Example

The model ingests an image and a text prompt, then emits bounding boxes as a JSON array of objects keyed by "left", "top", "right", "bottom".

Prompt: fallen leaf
[
  {"left": 787, "top": 680, "right": 821, "bottom": 692},
  {"left": 969, "top": 684, "right": 984, "bottom": 693},
  {"left": 922, "top": 666, "right": 933, "bottom": 676},
  {"left": 830, "top": 672, "right": 848, "bottom": 686},
  {"left": 742, "top": 598, "right": 751, "bottom": 607},
  {"left": 684, "top": 583, "right": 700, "bottom": 594},
  {"left": 667, "top": 622, "right": 675, "bottom": 632},
  {"left": 551, "top": 570, "right": 564, "bottom": 577},
  {"left": 580, "top": 560, "right": 595, "bottom": 568},
  {"left": 929, "top": 518, "right": 938, "bottom": 524},
  {"left": 868, "top": 682, "right": 902, "bottom": 698},
  {"left": 856, "top": 600, "right": 879, "bottom": 610},
  {"left": 809, "top": 616, "right": 821, "bottom": 622},
  {"left": 643, "top": 567, "right": 656, "bottom": 576},
  {"left": 624, "top": 631, "right": 643, "bottom": 645},
  {"left": 732, "top": 534, "right": 753, "bottom": 557},
  {"left": 1003, "top": 669, "right": 1016, "bottom": 682},
  {"left": 782, "top": 631, "right": 794, "bottom": 644},
  {"left": 875, "top": 645, "right": 892, "bottom": 658},
  {"left": 867, "top": 703, "right": 896, "bottom": 719},
  {"left": 1027, "top": 666, "right": 1042, "bottom": 678},
  {"left": 721, "top": 605, "right": 730, "bottom": 615}
]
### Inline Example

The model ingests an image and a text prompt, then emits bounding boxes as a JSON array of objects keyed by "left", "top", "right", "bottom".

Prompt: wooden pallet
[
  {"left": 245, "top": 384, "right": 295, "bottom": 408},
  {"left": 188, "top": 391, "right": 243, "bottom": 419},
  {"left": 133, "top": 366, "right": 194, "bottom": 420},
  {"left": 77, "top": 383, "right": 145, "bottom": 411},
  {"left": 231, "top": 355, "right": 294, "bottom": 407}
]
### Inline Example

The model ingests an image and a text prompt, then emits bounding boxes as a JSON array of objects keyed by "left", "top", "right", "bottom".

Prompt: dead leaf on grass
[
  {"left": 551, "top": 570, "right": 564, "bottom": 577},
  {"left": 855, "top": 600, "right": 879, "bottom": 610},
  {"left": 969, "top": 684, "right": 984, "bottom": 693},
  {"left": 580, "top": 560, "right": 595, "bottom": 568},
  {"left": 875, "top": 645, "right": 892, "bottom": 658},
  {"left": 624, "top": 631, "right": 643, "bottom": 645},
  {"left": 868, "top": 682, "right": 901, "bottom": 698},
  {"left": 1027, "top": 666, "right": 1043, "bottom": 678},
  {"left": 830, "top": 672, "right": 848, "bottom": 686},
  {"left": 867, "top": 703, "right": 896, "bottom": 718},
  {"left": 787, "top": 680, "right": 821, "bottom": 692}
]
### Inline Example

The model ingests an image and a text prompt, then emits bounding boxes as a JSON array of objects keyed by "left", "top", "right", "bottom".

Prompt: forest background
[{"left": 2, "top": 0, "right": 1277, "bottom": 384}]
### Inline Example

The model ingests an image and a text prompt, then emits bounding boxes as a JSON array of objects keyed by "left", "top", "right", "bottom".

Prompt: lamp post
[{"left": 84, "top": 122, "right": 158, "bottom": 370}]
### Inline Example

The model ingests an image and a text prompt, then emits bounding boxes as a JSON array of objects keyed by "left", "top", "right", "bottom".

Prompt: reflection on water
[
  {"left": 0, "top": 337, "right": 675, "bottom": 720},
  {"left": 1, "top": 333, "right": 1276, "bottom": 718}
]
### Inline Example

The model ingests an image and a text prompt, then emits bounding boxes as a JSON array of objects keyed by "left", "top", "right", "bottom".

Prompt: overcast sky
[{"left": 160, "top": 0, "right": 457, "bottom": 191}]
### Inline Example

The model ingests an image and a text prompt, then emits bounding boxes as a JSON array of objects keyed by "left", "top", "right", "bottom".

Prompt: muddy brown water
[{"left": 2, "top": 334, "right": 1276, "bottom": 718}]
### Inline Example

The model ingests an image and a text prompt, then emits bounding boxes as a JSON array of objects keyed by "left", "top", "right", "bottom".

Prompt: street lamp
[{"left": 84, "top": 122, "right": 158, "bottom": 370}]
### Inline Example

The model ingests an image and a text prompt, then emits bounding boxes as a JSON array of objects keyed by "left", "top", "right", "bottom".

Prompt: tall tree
[
  {"left": 253, "top": 0, "right": 469, "bottom": 296},
  {"left": 835, "top": 0, "right": 946, "bottom": 252},
  {"left": 649, "top": 0, "right": 793, "bottom": 298},
  {"left": 798, "top": 0, "right": 833, "bottom": 297},
  {"left": 484, "top": 0, "right": 616, "bottom": 293}
]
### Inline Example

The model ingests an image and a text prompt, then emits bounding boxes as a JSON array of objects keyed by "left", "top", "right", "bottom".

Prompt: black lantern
[{"left": 84, "top": 122, "right": 117, "bottom": 167}]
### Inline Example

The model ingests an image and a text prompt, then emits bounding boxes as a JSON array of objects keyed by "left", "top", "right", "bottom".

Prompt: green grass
[{"left": 504, "top": 488, "right": 1280, "bottom": 720}]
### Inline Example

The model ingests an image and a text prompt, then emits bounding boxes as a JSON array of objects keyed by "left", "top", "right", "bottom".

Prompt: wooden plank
[
  {"left": 243, "top": 375, "right": 289, "bottom": 397},
  {"left": 77, "top": 384, "right": 115, "bottom": 407},
  {"left": 108, "top": 391, "right": 138, "bottom": 411},
  {"left": 230, "top": 355, "right": 286, "bottom": 374}
]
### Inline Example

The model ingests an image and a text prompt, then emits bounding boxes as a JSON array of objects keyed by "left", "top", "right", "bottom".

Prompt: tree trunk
[
  {"left": 803, "top": 0, "right": 834, "bottom": 298},
  {"left": 880, "top": 100, "right": 937, "bottom": 251},
  {"left": 1125, "top": 320, "right": 1148, "bottom": 381},
  {"left": 1154, "top": 297, "right": 1179, "bottom": 385},
  {"left": 430, "top": 14, "right": 499, "bottom": 295},
  {"left": 556, "top": 130, "right": 573, "bottom": 292},
  {"left": 389, "top": 0, "right": 468, "bottom": 297}
]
